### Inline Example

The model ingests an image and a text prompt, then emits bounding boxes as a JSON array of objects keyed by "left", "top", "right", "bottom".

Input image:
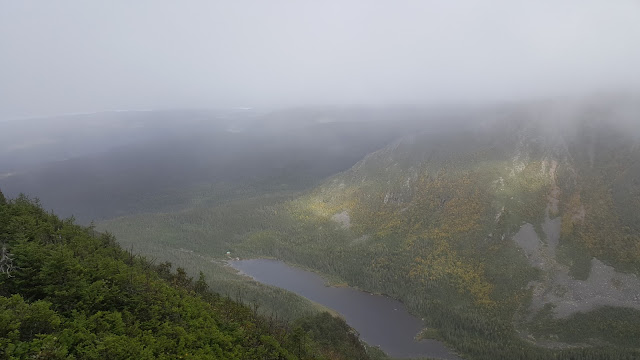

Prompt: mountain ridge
[{"left": 26, "top": 98, "right": 640, "bottom": 359}]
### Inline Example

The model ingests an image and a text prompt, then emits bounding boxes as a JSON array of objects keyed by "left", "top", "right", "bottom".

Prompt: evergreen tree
[{"left": 194, "top": 271, "right": 209, "bottom": 294}]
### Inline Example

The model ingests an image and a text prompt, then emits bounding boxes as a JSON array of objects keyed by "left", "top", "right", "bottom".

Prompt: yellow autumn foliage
[{"left": 409, "top": 238, "right": 495, "bottom": 307}]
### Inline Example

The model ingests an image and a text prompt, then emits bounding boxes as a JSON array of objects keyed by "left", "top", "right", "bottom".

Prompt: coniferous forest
[{"left": 0, "top": 191, "right": 387, "bottom": 360}]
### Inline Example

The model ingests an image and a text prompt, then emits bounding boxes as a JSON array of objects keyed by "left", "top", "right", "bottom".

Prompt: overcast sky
[{"left": 1, "top": 0, "right": 639, "bottom": 120}]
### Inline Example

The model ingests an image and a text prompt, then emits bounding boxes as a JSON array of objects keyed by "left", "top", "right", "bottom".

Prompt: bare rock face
[
  {"left": 513, "top": 199, "right": 640, "bottom": 319},
  {"left": 511, "top": 154, "right": 640, "bottom": 320},
  {"left": 331, "top": 210, "right": 351, "bottom": 229}
]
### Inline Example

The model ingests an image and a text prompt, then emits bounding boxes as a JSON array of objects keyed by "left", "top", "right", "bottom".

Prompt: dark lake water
[{"left": 229, "top": 259, "right": 460, "bottom": 359}]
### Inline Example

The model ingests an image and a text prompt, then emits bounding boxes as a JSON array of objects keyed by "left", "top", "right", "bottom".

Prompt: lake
[{"left": 229, "top": 259, "right": 461, "bottom": 359}]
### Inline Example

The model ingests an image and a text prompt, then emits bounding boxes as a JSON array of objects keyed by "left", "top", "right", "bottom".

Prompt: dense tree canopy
[{"left": 0, "top": 195, "right": 379, "bottom": 360}]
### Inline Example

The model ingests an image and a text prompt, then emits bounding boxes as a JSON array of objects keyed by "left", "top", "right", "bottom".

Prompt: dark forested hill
[
  {"left": 0, "top": 107, "right": 457, "bottom": 223},
  {"left": 98, "top": 97, "right": 640, "bottom": 360},
  {"left": 0, "top": 193, "right": 384, "bottom": 360},
  {"left": 4, "top": 98, "right": 640, "bottom": 360}
]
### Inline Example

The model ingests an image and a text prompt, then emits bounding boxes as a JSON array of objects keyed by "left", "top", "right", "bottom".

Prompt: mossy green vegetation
[{"left": 0, "top": 195, "right": 384, "bottom": 360}]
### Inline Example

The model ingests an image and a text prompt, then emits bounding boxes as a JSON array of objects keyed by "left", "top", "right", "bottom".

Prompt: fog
[
  {"left": 2, "top": 0, "right": 640, "bottom": 120},
  {"left": 2, "top": 1, "right": 640, "bottom": 221},
  {"left": 3, "top": 4, "right": 640, "bottom": 358}
]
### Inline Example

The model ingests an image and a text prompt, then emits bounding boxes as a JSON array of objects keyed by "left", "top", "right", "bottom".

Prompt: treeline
[{"left": 0, "top": 192, "right": 380, "bottom": 360}]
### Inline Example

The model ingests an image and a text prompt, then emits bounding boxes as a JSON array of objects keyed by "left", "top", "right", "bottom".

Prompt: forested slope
[
  {"left": 271, "top": 102, "right": 640, "bottom": 358},
  {"left": 0, "top": 191, "right": 382, "bottom": 360},
  {"left": 96, "top": 97, "right": 640, "bottom": 360}
]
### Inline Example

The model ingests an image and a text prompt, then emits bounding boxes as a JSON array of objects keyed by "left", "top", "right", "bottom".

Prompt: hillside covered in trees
[
  {"left": 0, "top": 191, "right": 385, "bottom": 360},
  {"left": 98, "top": 99, "right": 640, "bottom": 360}
]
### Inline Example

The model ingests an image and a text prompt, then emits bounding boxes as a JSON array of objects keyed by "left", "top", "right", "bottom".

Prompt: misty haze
[{"left": 1, "top": 1, "right": 640, "bottom": 360}]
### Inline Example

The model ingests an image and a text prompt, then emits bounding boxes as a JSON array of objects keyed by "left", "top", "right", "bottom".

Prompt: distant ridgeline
[{"left": 0, "top": 193, "right": 380, "bottom": 360}]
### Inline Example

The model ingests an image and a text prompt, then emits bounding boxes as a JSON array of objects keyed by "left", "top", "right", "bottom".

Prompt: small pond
[{"left": 229, "top": 259, "right": 460, "bottom": 359}]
